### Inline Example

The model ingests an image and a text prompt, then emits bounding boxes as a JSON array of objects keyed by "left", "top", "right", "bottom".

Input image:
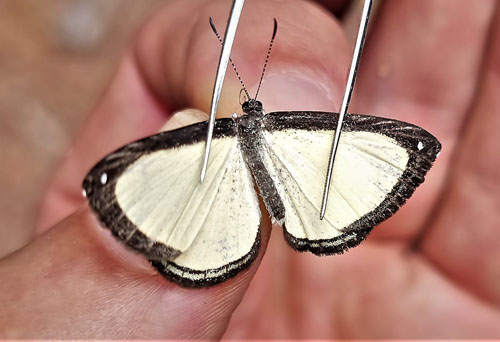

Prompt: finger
[
  {"left": 36, "top": 0, "right": 351, "bottom": 234},
  {"left": 311, "top": 0, "right": 352, "bottom": 16},
  {"left": 352, "top": 0, "right": 497, "bottom": 239},
  {"left": 226, "top": 241, "right": 500, "bottom": 338},
  {"left": 0, "top": 206, "right": 270, "bottom": 339},
  {"left": 36, "top": 55, "right": 169, "bottom": 232},
  {"left": 421, "top": 7, "right": 500, "bottom": 307},
  {"left": 136, "top": 0, "right": 350, "bottom": 113}
]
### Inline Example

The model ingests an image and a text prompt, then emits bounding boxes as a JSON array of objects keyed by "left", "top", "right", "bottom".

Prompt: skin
[{"left": 1, "top": 0, "right": 500, "bottom": 338}]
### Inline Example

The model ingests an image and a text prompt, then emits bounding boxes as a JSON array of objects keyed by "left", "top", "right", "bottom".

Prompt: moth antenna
[
  {"left": 254, "top": 18, "right": 278, "bottom": 100},
  {"left": 209, "top": 17, "right": 251, "bottom": 100}
]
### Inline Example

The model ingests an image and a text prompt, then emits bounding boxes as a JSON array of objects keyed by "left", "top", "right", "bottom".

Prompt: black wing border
[
  {"left": 263, "top": 111, "right": 442, "bottom": 255},
  {"left": 83, "top": 118, "right": 260, "bottom": 287}
]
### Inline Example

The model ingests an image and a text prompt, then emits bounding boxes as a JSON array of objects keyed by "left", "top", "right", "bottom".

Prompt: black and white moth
[{"left": 83, "top": 99, "right": 441, "bottom": 287}]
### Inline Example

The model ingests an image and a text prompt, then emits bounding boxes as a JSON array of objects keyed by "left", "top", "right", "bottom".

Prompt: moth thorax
[{"left": 238, "top": 114, "right": 261, "bottom": 132}]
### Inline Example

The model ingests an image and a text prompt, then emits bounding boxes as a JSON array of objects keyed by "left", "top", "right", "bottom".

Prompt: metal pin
[
  {"left": 201, "top": 0, "right": 245, "bottom": 183},
  {"left": 320, "top": 0, "right": 373, "bottom": 219}
]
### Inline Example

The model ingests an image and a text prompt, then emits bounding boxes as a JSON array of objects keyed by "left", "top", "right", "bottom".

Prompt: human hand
[{"left": 1, "top": 0, "right": 500, "bottom": 339}]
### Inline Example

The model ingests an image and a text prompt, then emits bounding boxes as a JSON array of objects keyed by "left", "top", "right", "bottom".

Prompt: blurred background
[{"left": 0, "top": 0, "right": 166, "bottom": 257}]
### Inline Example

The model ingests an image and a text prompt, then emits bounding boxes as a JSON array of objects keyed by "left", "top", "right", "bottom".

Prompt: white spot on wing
[
  {"left": 100, "top": 172, "right": 108, "bottom": 185},
  {"left": 417, "top": 141, "right": 424, "bottom": 151},
  {"left": 231, "top": 113, "right": 238, "bottom": 119}
]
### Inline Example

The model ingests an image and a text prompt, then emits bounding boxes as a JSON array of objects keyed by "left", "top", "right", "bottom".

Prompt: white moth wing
[
  {"left": 261, "top": 112, "right": 440, "bottom": 254},
  {"left": 156, "top": 142, "right": 261, "bottom": 274},
  {"left": 262, "top": 129, "right": 408, "bottom": 236},
  {"left": 115, "top": 138, "right": 232, "bottom": 254},
  {"left": 84, "top": 120, "right": 261, "bottom": 286}
]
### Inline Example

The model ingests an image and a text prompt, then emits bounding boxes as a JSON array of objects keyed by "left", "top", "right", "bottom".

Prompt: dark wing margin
[
  {"left": 83, "top": 118, "right": 261, "bottom": 287},
  {"left": 152, "top": 228, "right": 261, "bottom": 287},
  {"left": 263, "top": 111, "right": 441, "bottom": 255}
]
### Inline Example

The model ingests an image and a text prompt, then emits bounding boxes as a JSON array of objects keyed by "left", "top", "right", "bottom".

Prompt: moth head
[{"left": 242, "top": 99, "right": 263, "bottom": 114}]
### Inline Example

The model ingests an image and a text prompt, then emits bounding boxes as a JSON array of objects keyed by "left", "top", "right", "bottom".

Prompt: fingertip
[
  {"left": 4, "top": 203, "right": 271, "bottom": 338},
  {"left": 140, "top": 0, "right": 351, "bottom": 116}
]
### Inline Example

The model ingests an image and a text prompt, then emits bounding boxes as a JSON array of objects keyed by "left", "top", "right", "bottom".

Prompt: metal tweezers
[
  {"left": 200, "top": 0, "right": 245, "bottom": 183},
  {"left": 200, "top": 0, "right": 373, "bottom": 221}
]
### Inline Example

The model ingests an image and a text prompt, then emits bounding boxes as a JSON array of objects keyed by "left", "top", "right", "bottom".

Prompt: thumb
[{"left": 0, "top": 206, "right": 265, "bottom": 339}]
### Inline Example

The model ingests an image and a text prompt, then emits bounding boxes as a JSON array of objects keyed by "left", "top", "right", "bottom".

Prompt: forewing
[
  {"left": 261, "top": 112, "right": 441, "bottom": 255},
  {"left": 83, "top": 119, "right": 261, "bottom": 286}
]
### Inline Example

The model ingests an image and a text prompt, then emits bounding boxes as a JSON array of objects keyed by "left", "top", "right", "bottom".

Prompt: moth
[{"left": 83, "top": 20, "right": 441, "bottom": 287}]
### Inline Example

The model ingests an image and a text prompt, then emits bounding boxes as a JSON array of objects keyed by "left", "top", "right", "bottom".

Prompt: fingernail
[
  {"left": 161, "top": 109, "right": 209, "bottom": 132},
  {"left": 255, "top": 69, "right": 341, "bottom": 113}
]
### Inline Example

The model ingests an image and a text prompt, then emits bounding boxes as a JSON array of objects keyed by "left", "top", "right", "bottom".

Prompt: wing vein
[
  {"left": 177, "top": 139, "right": 238, "bottom": 253},
  {"left": 349, "top": 143, "right": 405, "bottom": 172},
  {"left": 262, "top": 140, "right": 340, "bottom": 232}
]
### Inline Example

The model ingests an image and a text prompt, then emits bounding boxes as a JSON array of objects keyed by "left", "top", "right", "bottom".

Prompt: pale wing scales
[
  {"left": 262, "top": 129, "right": 409, "bottom": 243},
  {"left": 115, "top": 138, "right": 235, "bottom": 253},
  {"left": 85, "top": 118, "right": 262, "bottom": 286},
  {"left": 112, "top": 135, "right": 261, "bottom": 284},
  {"left": 171, "top": 146, "right": 260, "bottom": 271}
]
